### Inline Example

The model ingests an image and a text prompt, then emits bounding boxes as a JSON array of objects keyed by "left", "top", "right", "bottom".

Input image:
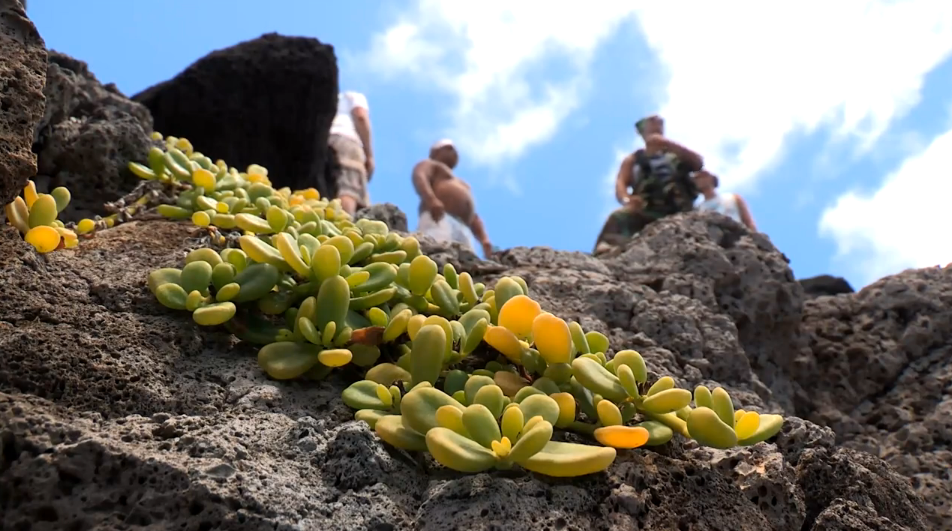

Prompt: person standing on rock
[
  {"left": 693, "top": 169, "right": 758, "bottom": 231},
  {"left": 328, "top": 90, "right": 374, "bottom": 215},
  {"left": 412, "top": 139, "right": 494, "bottom": 258},
  {"left": 593, "top": 114, "right": 704, "bottom": 255}
]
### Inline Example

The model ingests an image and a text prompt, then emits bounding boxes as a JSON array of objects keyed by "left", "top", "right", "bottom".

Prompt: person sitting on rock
[
  {"left": 693, "top": 169, "right": 757, "bottom": 231},
  {"left": 328, "top": 90, "right": 374, "bottom": 215},
  {"left": 593, "top": 114, "right": 704, "bottom": 255},
  {"left": 412, "top": 139, "right": 493, "bottom": 257}
]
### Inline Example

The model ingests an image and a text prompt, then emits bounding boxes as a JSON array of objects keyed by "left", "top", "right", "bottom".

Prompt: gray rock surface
[
  {"left": 0, "top": 209, "right": 933, "bottom": 531},
  {"left": 791, "top": 266, "right": 952, "bottom": 528},
  {"left": 0, "top": 0, "right": 46, "bottom": 206},
  {"left": 356, "top": 202, "right": 408, "bottom": 233},
  {"left": 33, "top": 51, "right": 154, "bottom": 221}
]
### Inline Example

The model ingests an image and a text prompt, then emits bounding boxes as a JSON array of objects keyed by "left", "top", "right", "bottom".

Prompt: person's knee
[{"left": 340, "top": 195, "right": 357, "bottom": 214}]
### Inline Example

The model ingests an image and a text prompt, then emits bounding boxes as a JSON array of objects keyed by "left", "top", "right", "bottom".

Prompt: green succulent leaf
[{"left": 425, "top": 427, "right": 497, "bottom": 473}]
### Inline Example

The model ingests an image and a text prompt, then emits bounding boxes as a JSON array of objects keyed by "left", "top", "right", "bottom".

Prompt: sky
[{"left": 29, "top": 0, "right": 952, "bottom": 290}]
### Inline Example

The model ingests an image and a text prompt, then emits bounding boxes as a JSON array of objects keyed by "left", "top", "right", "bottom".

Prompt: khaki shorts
[{"left": 329, "top": 133, "right": 369, "bottom": 208}]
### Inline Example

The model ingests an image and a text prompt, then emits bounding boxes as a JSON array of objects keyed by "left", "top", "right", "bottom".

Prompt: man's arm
[
  {"left": 411, "top": 160, "right": 437, "bottom": 203},
  {"left": 349, "top": 94, "right": 373, "bottom": 162},
  {"left": 735, "top": 194, "right": 757, "bottom": 231},
  {"left": 646, "top": 135, "right": 703, "bottom": 171},
  {"left": 615, "top": 153, "right": 635, "bottom": 204}
]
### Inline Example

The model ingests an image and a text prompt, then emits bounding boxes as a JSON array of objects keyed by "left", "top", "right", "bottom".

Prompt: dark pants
[{"left": 593, "top": 207, "right": 663, "bottom": 253}]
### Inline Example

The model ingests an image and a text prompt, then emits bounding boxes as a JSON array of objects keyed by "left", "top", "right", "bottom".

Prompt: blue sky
[{"left": 30, "top": 1, "right": 952, "bottom": 289}]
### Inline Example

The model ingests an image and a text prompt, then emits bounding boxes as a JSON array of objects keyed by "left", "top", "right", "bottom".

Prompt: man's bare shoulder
[
  {"left": 420, "top": 159, "right": 456, "bottom": 179},
  {"left": 412, "top": 158, "right": 435, "bottom": 174}
]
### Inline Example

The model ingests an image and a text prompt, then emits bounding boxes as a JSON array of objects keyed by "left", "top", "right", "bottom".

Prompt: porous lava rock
[
  {"left": 133, "top": 33, "right": 341, "bottom": 199},
  {"left": 0, "top": 208, "right": 932, "bottom": 531},
  {"left": 33, "top": 51, "right": 155, "bottom": 220},
  {"left": 356, "top": 202, "right": 409, "bottom": 232},
  {"left": 0, "top": 0, "right": 46, "bottom": 206},
  {"left": 792, "top": 265, "right": 952, "bottom": 529}
]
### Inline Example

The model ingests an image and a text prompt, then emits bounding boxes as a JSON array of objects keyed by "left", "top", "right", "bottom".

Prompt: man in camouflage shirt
[{"left": 593, "top": 114, "right": 704, "bottom": 255}]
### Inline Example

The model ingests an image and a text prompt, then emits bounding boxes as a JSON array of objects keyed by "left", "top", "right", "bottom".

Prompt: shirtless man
[{"left": 412, "top": 139, "right": 493, "bottom": 257}]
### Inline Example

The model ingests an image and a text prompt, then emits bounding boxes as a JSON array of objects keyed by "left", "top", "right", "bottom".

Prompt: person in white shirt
[
  {"left": 328, "top": 91, "right": 374, "bottom": 214},
  {"left": 693, "top": 170, "right": 758, "bottom": 231}
]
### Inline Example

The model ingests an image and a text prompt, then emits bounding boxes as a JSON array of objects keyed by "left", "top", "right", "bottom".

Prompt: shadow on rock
[{"left": 33, "top": 51, "right": 155, "bottom": 221}]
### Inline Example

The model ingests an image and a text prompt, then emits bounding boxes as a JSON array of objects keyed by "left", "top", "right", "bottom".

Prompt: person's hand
[
  {"left": 481, "top": 239, "right": 494, "bottom": 257},
  {"left": 624, "top": 195, "right": 644, "bottom": 211},
  {"left": 644, "top": 133, "right": 665, "bottom": 144},
  {"left": 425, "top": 197, "right": 445, "bottom": 222},
  {"left": 364, "top": 156, "right": 375, "bottom": 181}
]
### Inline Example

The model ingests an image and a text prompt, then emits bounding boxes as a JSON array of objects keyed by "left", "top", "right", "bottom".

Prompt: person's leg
[
  {"left": 593, "top": 208, "right": 631, "bottom": 253},
  {"left": 593, "top": 207, "right": 656, "bottom": 255},
  {"left": 339, "top": 194, "right": 358, "bottom": 215},
  {"left": 329, "top": 134, "right": 368, "bottom": 215}
]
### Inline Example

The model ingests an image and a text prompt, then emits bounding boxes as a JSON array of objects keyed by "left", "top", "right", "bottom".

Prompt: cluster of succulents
[
  {"left": 3, "top": 179, "right": 78, "bottom": 252},
  {"left": 340, "top": 300, "right": 785, "bottom": 475},
  {"left": 7, "top": 132, "right": 785, "bottom": 479}
]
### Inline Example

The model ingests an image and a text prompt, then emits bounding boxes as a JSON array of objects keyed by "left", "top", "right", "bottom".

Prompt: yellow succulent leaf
[
  {"left": 317, "top": 348, "right": 352, "bottom": 368},
  {"left": 549, "top": 392, "right": 577, "bottom": 428},
  {"left": 497, "top": 294, "right": 541, "bottom": 339},
  {"left": 531, "top": 312, "right": 572, "bottom": 364},
  {"left": 483, "top": 325, "right": 524, "bottom": 363},
  {"left": 24, "top": 226, "right": 61, "bottom": 253},
  {"left": 594, "top": 425, "right": 650, "bottom": 449},
  {"left": 425, "top": 427, "right": 497, "bottom": 472},
  {"left": 734, "top": 411, "right": 761, "bottom": 441},
  {"left": 435, "top": 405, "right": 469, "bottom": 436},
  {"left": 406, "top": 314, "right": 427, "bottom": 341},
  {"left": 491, "top": 436, "right": 512, "bottom": 458},
  {"left": 595, "top": 400, "right": 623, "bottom": 427},
  {"left": 521, "top": 441, "right": 616, "bottom": 478}
]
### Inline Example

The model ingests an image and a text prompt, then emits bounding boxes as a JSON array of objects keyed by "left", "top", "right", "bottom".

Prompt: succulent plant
[
  {"left": 4, "top": 132, "right": 786, "bottom": 480},
  {"left": 3, "top": 179, "right": 78, "bottom": 253},
  {"left": 344, "top": 381, "right": 617, "bottom": 477}
]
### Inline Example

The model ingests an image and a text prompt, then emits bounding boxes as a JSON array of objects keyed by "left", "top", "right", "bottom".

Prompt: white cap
[{"left": 431, "top": 138, "right": 454, "bottom": 150}]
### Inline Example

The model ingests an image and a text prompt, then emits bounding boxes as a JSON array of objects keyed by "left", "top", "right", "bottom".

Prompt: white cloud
[
  {"left": 362, "top": 0, "right": 641, "bottom": 165},
  {"left": 818, "top": 126, "right": 952, "bottom": 284},
  {"left": 363, "top": 0, "right": 952, "bottom": 199},
  {"left": 633, "top": 0, "right": 952, "bottom": 193}
]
